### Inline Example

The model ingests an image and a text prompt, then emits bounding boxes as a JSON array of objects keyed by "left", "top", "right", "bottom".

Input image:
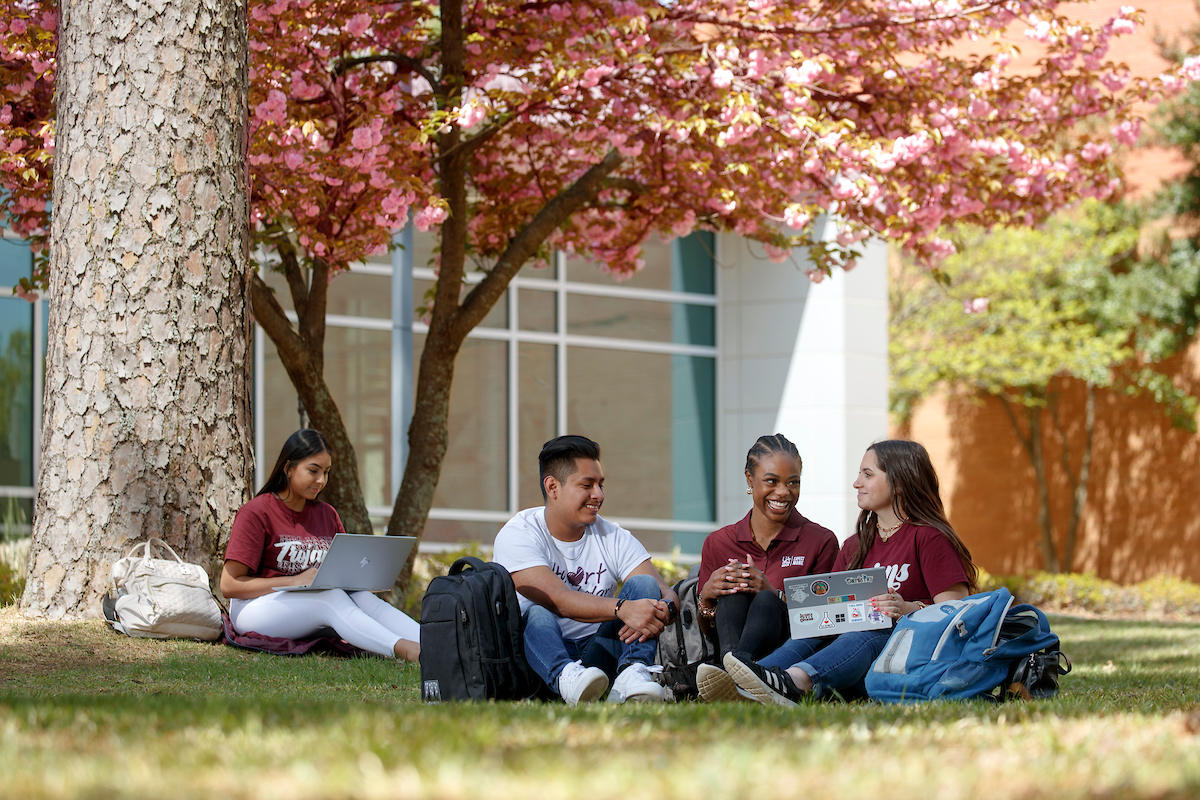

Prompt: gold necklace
[{"left": 878, "top": 519, "right": 905, "bottom": 541}]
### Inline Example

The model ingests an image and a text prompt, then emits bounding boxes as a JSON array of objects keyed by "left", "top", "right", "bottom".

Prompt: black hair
[
  {"left": 257, "top": 429, "right": 331, "bottom": 501},
  {"left": 845, "top": 439, "right": 979, "bottom": 593},
  {"left": 538, "top": 435, "right": 601, "bottom": 500},
  {"left": 744, "top": 433, "right": 802, "bottom": 476}
]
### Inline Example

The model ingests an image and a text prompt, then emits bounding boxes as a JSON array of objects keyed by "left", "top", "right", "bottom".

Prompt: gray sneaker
[{"left": 557, "top": 661, "right": 609, "bottom": 706}]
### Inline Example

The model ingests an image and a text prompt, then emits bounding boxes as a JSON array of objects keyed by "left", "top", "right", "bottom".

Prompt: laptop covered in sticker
[{"left": 783, "top": 567, "right": 892, "bottom": 639}]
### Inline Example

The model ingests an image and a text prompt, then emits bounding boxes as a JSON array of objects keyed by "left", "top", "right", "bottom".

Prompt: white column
[{"left": 717, "top": 233, "right": 888, "bottom": 541}]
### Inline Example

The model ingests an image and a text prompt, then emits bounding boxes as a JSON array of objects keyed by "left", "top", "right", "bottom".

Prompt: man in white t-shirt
[{"left": 493, "top": 435, "right": 680, "bottom": 705}]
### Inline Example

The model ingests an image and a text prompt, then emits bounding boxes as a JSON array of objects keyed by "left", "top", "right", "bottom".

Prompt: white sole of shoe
[
  {"left": 574, "top": 673, "right": 610, "bottom": 704},
  {"left": 724, "top": 656, "right": 799, "bottom": 709},
  {"left": 696, "top": 664, "right": 749, "bottom": 702}
]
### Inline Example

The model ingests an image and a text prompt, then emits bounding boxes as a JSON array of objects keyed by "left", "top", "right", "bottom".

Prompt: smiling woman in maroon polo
[{"left": 693, "top": 434, "right": 839, "bottom": 702}]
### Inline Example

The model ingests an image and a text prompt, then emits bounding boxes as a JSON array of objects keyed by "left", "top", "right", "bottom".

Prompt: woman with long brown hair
[{"left": 723, "top": 439, "right": 977, "bottom": 705}]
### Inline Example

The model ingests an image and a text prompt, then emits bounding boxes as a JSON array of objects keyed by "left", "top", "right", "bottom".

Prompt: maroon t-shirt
[
  {"left": 224, "top": 493, "right": 345, "bottom": 578},
  {"left": 832, "top": 522, "right": 969, "bottom": 604},
  {"left": 700, "top": 509, "right": 839, "bottom": 594}
]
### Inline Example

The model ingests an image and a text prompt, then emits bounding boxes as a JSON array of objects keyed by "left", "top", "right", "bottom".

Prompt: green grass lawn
[{"left": 1, "top": 609, "right": 1198, "bottom": 800}]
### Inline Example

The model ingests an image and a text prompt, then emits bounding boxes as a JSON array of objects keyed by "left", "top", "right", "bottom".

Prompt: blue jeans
[
  {"left": 759, "top": 628, "right": 892, "bottom": 700},
  {"left": 522, "top": 574, "right": 661, "bottom": 696}
]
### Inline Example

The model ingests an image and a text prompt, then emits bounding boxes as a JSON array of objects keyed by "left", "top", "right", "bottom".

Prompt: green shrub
[
  {"left": 0, "top": 559, "right": 23, "bottom": 607},
  {"left": 1134, "top": 575, "right": 1200, "bottom": 616}
]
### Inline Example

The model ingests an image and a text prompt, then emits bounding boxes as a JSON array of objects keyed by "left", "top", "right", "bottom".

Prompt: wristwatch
[{"left": 666, "top": 600, "right": 678, "bottom": 622}]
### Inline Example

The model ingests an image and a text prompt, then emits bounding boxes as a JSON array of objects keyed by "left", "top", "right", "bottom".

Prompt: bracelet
[
  {"left": 697, "top": 597, "right": 716, "bottom": 621},
  {"left": 910, "top": 601, "right": 927, "bottom": 614},
  {"left": 614, "top": 597, "right": 625, "bottom": 620}
]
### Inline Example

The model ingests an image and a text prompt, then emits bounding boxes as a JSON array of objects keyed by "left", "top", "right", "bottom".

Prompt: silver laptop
[
  {"left": 273, "top": 534, "right": 415, "bottom": 592},
  {"left": 784, "top": 567, "right": 893, "bottom": 639}
]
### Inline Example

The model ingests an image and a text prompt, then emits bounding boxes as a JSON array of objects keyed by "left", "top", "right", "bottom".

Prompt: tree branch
[
  {"left": 456, "top": 148, "right": 625, "bottom": 335},
  {"left": 331, "top": 53, "right": 442, "bottom": 96}
]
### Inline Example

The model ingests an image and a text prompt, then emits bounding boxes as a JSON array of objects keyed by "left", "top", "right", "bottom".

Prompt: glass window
[
  {"left": 327, "top": 272, "right": 391, "bottom": 319},
  {"left": 420, "top": 518, "right": 506, "bottom": 547},
  {"left": 256, "top": 264, "right": 296, "bottom": 313},
  {"left": 566, "top": 237, "right": 674, "bottom": 290},
  {"left": 566, "top": 348, "right": 715, "bottom": 523},
  {"left": 0, "top": 239, "right": 31, "bottom": 286},
  {"left": 567, "top": 295, "right": 714, "bottom": 346},
  {"left": 416, "top": 335, "right": 509, "bottom": 511},
  {"left": 1, "top": 496, "right": 32, "bottom": 538},
  {"left": 259, "top": 326, "right": 392, "bottom": 508},
  {"left": 519, "top": 258, "right": 556, "bottom": 280},
  {"left": 518, "top": 343, "right": 556, "bottom": 510},
  {"left": 518, "top": 289, "right": 556, "bottom": 332},
  {"left": 413, "top": 279, "right": 507, "bottom": 328},
  {"left": 325, "top": 327, "right": 392, "bottom": 509},
  {"left": 0, "top": 297, "right": 33, "bottom": 489}
]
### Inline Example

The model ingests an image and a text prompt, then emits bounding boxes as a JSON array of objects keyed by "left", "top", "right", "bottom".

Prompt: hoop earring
[{"left": 746, "top": 487, "right": 752, "bottom": 494}]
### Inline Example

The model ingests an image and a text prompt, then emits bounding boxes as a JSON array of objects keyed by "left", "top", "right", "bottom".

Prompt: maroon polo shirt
[
  {"left": 699, "top": 509, "right": 839, "bottom": 595},
  {"left": 832, "top": 522, "right": 969, "bottom": 603}
]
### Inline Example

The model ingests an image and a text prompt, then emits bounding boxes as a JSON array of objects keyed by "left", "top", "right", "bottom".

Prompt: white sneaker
[
  {"left": 557, "top": 661, "right": 609, "bottom": 706},
  {"left": 696, "top": 663, "right": 752, "bottom": 703},
  {"left": 606, "top": 663, "right": 666, "bottom": 704}
]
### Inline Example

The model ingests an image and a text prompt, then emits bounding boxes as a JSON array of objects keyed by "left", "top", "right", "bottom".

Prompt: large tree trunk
[
  {"left": 248, "top": 246, "right": 372, "bottom": 533},
  {"left": 23, "top": 0, "right": 252, "bottom": 617}
]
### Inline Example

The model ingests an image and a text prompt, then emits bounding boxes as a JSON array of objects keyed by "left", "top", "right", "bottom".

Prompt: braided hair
[{"left": 745, "top": 433, "right": 802, "bottom": 476}]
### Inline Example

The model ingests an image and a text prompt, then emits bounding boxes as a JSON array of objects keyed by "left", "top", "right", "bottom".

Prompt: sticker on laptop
[
  {"left": 810, "top": 580, "right": 830, "bottom": 596},
  {"left": 848, "top": 602, "right": 866, "bottom": 623},
  {"left": 819, "top": 611, "right": 836, "bottom": 629},
  {"left": 827, "top": 594, "right": 855, "bottom": 604},
  {"left": 789, "top": 584, "right": 809, "bottom": 603},
  {"left": 791, "top": 610, "right": 816, "bottom": 626},
  {"left": 866, "top": 606, "right": 888, "bottom": 625},
  {"left": 844, "top": 573, "right": 876, "bottom": 586}
]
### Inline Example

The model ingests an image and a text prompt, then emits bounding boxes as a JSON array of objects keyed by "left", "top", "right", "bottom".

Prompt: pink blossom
[
  {"left": 1112, "top": 119, "right": 1142, "bottom": 146},
  {"left": 14, "top": 284, "right": 38, "bottom": 302},
  {"left": 1111, "top": 19, "right": 1136, "bottom": 36},
  {"left": 1080, "top": 141, "right": 1111, "bottom": 162},
  {"left": 805, "top": 269, "right": 825, "bottom": 284},
  {"left": 283, "top": 150, "right": 304, "bottom": 170},
  {"left": 783, "top": 206, "right": 810, "bottom": 229},
  {"left": 711, "top": 69, "right": 734, "bottom": 89},
  {"left": 1182, "top": 56, "right": 1200, "bottom": 83},
  {"left": 345, "top": 13, "right": 372, "bottom": 37},
  {"left": 414, "top": 204, "right": 448, "bottom": 231},
  {"left": 0, "top": 105, "right": 10, "bottom": 125},
  {"left": 963, "top": 297, "right": 990, "bottom": 314}
]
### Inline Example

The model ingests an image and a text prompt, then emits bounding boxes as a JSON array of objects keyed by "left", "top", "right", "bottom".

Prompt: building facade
[{"left": 2, "top": 224, "right": 888, "bottom": 554}]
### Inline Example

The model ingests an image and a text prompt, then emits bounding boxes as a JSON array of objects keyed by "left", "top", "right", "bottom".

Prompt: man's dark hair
[{"left": 538, "top": 435, "right": 601, "bottom": 500}]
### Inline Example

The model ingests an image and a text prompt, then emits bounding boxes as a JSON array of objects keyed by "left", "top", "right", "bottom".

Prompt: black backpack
[
  {"left": 655, "top": 565, "right": 719, "bottom": 700},
  {"left": 419, "top": 556, "right": 540, "bottom": 702}
]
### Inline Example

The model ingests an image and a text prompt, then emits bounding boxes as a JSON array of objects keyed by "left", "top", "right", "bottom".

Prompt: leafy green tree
[{"left": 891, "top": 200, "right": 1200, "bottom": 573}]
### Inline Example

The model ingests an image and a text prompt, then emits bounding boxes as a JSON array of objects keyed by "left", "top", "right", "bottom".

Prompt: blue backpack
[{"left": 865, "top": 588, "right": 1069, "bottom": 703}]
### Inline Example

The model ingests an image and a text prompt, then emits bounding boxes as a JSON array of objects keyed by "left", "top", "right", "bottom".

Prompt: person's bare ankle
[
  {"left": 786, "top": 666, "right": 813, "bottom": 693},
  {"left": 394, "top": 639, "right": 420, "bottom": 662}
]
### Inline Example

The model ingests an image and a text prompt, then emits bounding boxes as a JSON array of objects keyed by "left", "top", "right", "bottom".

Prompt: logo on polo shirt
[{"left": 781, "top": 555, "right": 806, "bottom": 567}]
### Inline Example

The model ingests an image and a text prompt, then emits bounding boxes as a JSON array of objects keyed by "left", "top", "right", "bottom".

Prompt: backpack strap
[{"left": 449, "top": 556, "right": 489, "bottom": 576}]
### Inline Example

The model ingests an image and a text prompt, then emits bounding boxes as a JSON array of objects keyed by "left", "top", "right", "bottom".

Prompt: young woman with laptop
[
  {"left": 693, "top": 434, "right": 839, "bottom": 702},
  {"left": 722, "top": 439, "right": 979, "bottom": 705},
  {"left": 220, "top": 429, "right": 421, "bottom": 661}
]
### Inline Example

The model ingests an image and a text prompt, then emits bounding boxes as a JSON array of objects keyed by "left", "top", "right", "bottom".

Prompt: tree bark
[
  {"left": 1050, "top": 381, "right": 1095, "bottom": 574},
  {"left": 247, "top": 243, "right": 372, "bottom": 533},
  {"left": 999, "top": 397, "right": 1060, "bottom": 572},
  {"left": 24, "top": 0, "right": 252, "bottom": 617}
]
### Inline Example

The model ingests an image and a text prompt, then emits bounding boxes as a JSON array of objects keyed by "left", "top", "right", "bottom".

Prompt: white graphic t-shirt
[{"left": 493, "top": 507, "right": 651, "bottom": 640}]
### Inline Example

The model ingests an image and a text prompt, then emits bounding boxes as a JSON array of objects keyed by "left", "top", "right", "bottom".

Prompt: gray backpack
[{"left": 655, "top": 565, "right": 718, "bottom": 700}]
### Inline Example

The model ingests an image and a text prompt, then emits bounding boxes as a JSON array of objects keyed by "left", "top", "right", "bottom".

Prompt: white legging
[{"left": 230, "top": 590, "right": 420, "bottom": 658}]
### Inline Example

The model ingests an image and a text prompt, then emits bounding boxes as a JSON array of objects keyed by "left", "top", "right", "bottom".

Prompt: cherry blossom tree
[{"left": 5, "top": 0, "right": 1198, "bottom": 599}]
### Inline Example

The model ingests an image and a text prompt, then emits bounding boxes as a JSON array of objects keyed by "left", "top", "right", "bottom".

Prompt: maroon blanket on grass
[{"left": 220, "top": 613, "right": 367, "bottom": 657}]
